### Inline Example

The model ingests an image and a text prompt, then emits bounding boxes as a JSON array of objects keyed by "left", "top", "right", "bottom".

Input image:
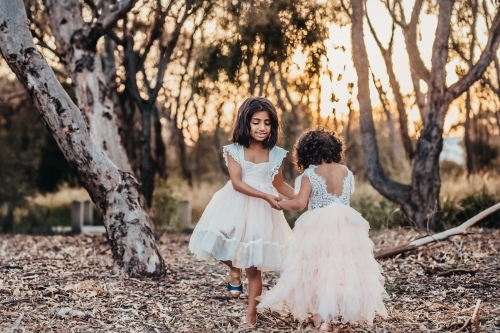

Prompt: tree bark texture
[
  {"left": 0, "top": 0, "right": 165, "bottom": 277},
  {"left": 43, "top": 0, "right": 134, "bottom": 173}
]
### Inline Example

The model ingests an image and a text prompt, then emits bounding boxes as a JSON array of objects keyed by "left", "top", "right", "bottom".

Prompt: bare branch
[
  {"left": 366, "top": 5, "right": 386, "bottom": 52},
  {"left": 482, "top": 76, "right": 500, "bottom": 95},
  {"left": 446, "top": 9, "right": 500, "bottom": 104},
  {"left": 106, "top": 30, "right": 124, "bottom": 46},
  {"left": 138, "top": 0, "right": 174, "bottom": 69},
  {"left": 30, "top": 28, "right": 61, "bottom": 59},
  {"left": 450, "top": 33, "right": 469, "bottom": 62},
  {"left": 340, "top": 0, "right": 352, "bottom": 18},
  {"left": 381, "top": 0, "right": 406, "bottom": 27},
  {"left": 88, "top": 0, "right": 138, "bottom": 44},
  {"left": 366, "top": 1, "right": 414, "bottom": 160}
]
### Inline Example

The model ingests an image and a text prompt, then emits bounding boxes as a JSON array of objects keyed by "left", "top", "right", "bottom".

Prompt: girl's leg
[
  {"left": 221, "top": 260, "right": 242, "bottom": 297},
  {"left": 221, "top": 260, "right": 241, "bottom": 275},
  {"left": 313, "top": 314, "right": 333, "bottom": 332},
  {"left": 242, "top": 266, "right": 261, "bottom": 327}
]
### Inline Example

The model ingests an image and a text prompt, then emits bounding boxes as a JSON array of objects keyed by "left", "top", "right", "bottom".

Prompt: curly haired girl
[{"left": 258, "top": 127, "right": 388, "bottom": 331}]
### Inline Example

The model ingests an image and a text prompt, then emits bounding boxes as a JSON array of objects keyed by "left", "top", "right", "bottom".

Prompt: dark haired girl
[
  {"left": 258, "top": 127, "right": 388, "bottom": 331},
  {"left": 189, "top": 97, "right": 294, "bottom": 329}
]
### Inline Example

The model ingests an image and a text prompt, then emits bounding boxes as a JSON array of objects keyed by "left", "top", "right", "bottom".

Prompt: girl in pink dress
[
  {"left": 258, "top": 127, "right": 388, "bottom": 331},
  {"left": 189, "top": 97, "right": 294, "bottom": 329}
]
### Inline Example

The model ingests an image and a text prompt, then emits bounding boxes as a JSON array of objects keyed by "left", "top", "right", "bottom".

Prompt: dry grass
[
  {"left": 1, "top": 228, "right": 499, "bottom": 332},
  {"left": 31, "top": 187, "right": 91, "bottom": 208},
  {"left": 440, "top": 174, "right": 500, "bottom": 201}
]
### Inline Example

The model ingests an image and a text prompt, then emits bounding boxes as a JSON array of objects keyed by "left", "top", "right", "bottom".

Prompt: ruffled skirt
[
  {"left": 188, "top": 181, "right": 293, "bottom": 271},
  {"left": 257, "top": 204, "right": 388, "bottom": 324}
]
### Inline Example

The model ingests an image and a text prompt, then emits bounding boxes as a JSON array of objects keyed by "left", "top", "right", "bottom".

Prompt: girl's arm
[
  {"left": 272, "top": 167, "right": 296, "bottom": 199},
  {"left": 227, "top": 154, "right": 281, "bottom": 210},
  {"left": 278, "top": 177, "right": 312, "bottom": 211}
]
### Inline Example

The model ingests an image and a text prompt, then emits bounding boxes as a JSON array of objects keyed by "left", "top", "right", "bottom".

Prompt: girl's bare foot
[{"left": 239, "top": 314, "right": 257, "bottom": 330}]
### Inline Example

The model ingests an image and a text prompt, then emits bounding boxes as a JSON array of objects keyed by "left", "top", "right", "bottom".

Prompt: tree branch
[
  {"left": 445, "top": 9, "right": 500, "bottom": 104},
  {"left": 366, "top": 5, "right": 386, "bottom": 53},
  {"left": 138, "top": 0, "right": 173, "bottom": 70},
  {"left": 426, "top": 0, "right": 454, "bottom": 103},
  {"left": 404, "top": 0, "right": 430, "bottom": 83},
  {"left": 30, "top": 28, "right": 61, "bottom": 59},
  {"left": 88, "top": 0, "right": 138, "bottom": 45},
  {"left": 107, "top": 30, "right": 125, "bottom": 46},
  {"left": 340, "top": 0, "right": 351, "bottom": 19},
  {"left": 381, "top": 0, "right": 407, "bottom": 28},
  {"left": 366, "top": 2, "right": 414, "bottom": 160}
]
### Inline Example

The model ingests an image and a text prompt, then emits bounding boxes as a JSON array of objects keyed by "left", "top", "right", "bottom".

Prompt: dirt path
[{"left": 1, "top": 228, "right": 499, "bottom": 332}]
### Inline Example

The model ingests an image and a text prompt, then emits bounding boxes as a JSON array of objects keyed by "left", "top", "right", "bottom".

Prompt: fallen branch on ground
[{"left": 375, "top": 202, "right": 500, "bottom": 259}]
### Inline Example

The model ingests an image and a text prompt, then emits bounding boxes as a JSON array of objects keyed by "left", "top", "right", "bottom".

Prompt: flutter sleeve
[
  {"left": 294, "top": 168, "right": 311, "bottom": 195},
  {"left": 222, "top": 144, "right": 243, "bottom": 167},
  {"left": 349, "top": 170, "right": 355, "bottom": 194},
  {"left": 269, "top": 146, "right": 288, "bottom": 181}
]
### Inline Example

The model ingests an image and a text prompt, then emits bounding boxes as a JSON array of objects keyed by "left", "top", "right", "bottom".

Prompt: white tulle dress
[
  {"left": 188, "top": 143, "right": 294, "bottom": 271},
  {"left": 257, "top": 165, "right": 388, "bottom": 324}
]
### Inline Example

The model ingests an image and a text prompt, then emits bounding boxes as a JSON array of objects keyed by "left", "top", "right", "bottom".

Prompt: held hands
[{"left": 265, "top": 194, "right": 282, "bottom": 210}]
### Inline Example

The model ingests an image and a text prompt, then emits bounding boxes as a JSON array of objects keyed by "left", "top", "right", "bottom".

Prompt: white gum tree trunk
[
  {"left": 43, "top": 0, "right": 135, "bottom": 173},
  {"left": 0, "top": 0, "right": 165, "bottom": 277}
]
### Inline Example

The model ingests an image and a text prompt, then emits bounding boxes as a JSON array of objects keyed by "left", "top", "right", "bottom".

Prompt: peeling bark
[
  {"left": 0, "top": 0, "right": 165, "bottom": 277},
  {"left": 43, "top": 0, "right": 135, "bottom": 173}
]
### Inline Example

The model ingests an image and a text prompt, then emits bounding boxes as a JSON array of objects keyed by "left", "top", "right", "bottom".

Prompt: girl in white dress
[
  {"left": 189, "top": 97, "right": 294, "bottom": 328},
  {"left": 258, "top": 127, "right": 388, "bottom": 331}
]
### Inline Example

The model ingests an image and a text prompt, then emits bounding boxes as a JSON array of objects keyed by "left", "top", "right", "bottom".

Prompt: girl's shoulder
[
  {"left": 222, "top": 143, "right": 244, "bottom": 166},
  {"left": 270, "top": 145, "right": 288, "bottom": 160}
]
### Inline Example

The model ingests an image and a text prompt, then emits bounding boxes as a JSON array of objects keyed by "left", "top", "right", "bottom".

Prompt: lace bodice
[
  {"left": 294, "top": 165, "right": 355, "bottom": 210},
  {"left": 223, "top": 144, "right": 288, "bottom": 185}
]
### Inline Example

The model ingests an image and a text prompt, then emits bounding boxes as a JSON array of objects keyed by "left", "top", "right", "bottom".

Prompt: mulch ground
[{"left": 1, "top": 227, "right": 499, "bottom": 332}]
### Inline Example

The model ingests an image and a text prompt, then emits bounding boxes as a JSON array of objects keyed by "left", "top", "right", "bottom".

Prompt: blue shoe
[{"left": 225, "top": 270, "right": 243, "bottom": 298}]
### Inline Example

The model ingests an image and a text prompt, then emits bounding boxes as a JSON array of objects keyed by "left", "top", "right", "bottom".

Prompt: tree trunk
[
  {"left": 0, "top": 0, "right": 165, "bottom": 277},
  {"left": 43, "top": 0, "right": 135, "bottom": 173},
  {"left": 152, "top": 105, "right": 167, "bottom": 178},
  {"left": 174, "top": 125, "right": 193, "bottom": 186},
  {"left": 214, "top": 105, "right": 229, "bottom": 176},
  {"left": 351, "top": 0, "right": 411, "bottom": 207},
  {"left": 464, "top": 91, "right": 474, "bottom": 177},
  {"left": 140, "top": 105, "right": 155, "bottom": 207},
  {"left": 372, "top": 74, "right": 404, "bottom": 162},
  {"left": 383, "top": 52, "right": 414, "bottom": 161},
  {"left": 407, "top": 0, "right": 454, "bottom": 232}
]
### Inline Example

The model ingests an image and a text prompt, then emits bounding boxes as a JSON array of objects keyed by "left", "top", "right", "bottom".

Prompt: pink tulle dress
[
  {"left": 188, "top": 143, "right": 293, "bottom": 271},
  {"left": 257, "top": 165, "right": 388, "bottom": 324}
]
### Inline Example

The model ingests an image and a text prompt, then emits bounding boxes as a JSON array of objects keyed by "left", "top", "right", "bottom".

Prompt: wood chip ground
[{"left": 1, "top": 228, "right": 499, "bottom": 332}]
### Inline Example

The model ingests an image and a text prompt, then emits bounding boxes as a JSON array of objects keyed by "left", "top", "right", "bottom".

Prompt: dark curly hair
[
  {"left": 293, "top": 127, "right": 344, "bottom": 173},
  {"left": 230, "top": 97, "right": 280, "bottom": 149}
]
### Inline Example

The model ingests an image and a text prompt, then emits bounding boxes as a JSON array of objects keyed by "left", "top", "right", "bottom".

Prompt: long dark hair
[{"left": 230, "top": 97, "right": 280, "bottom": 149}]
